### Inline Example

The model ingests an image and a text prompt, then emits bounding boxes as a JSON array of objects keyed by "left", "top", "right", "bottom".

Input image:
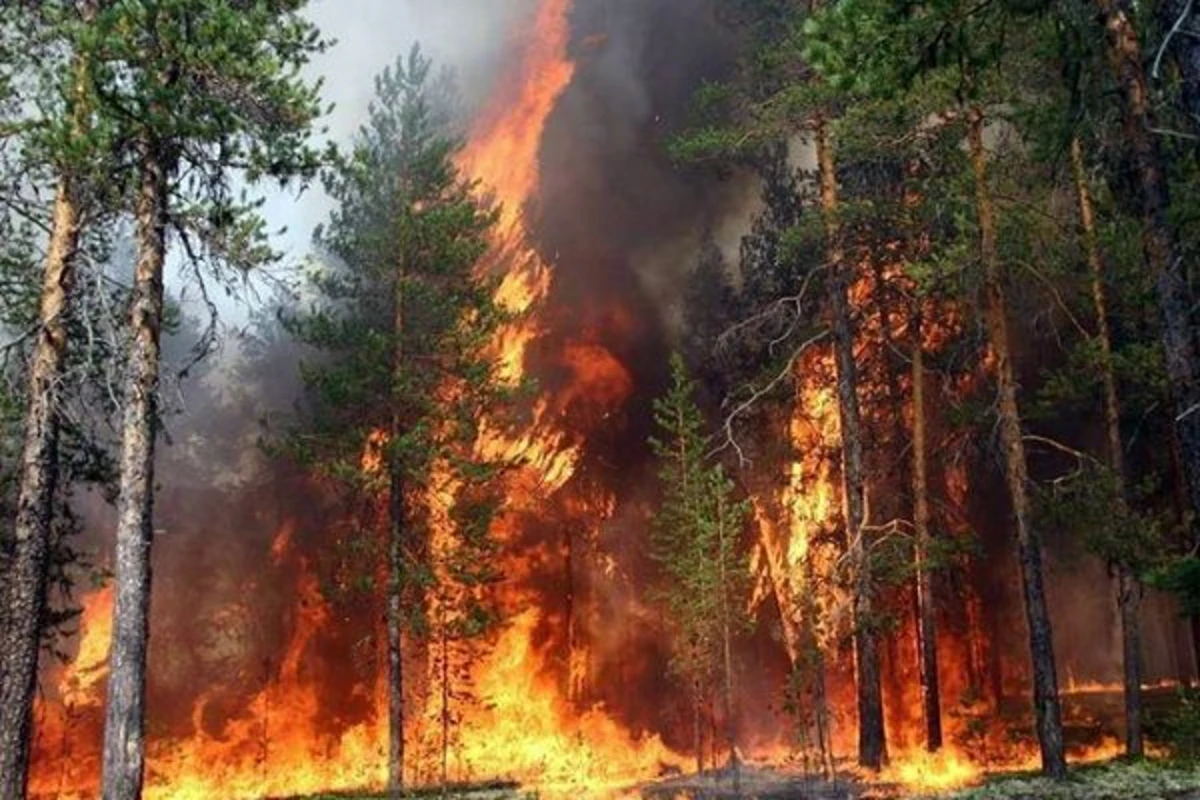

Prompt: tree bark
[
  {"left": 101, "top": 136, "right": 169, "bottom": 800},
  {"left": 1070, "top": 136, "right": 1144, "bottom": 757},
  {"left": 0, "top": 16, "right": 94, "bottom": 793},
  {"left": 1097, "top": 0, "right": 1200, "bottom": 539},
  {"left": 968, "top": 107, "right": 1066, "bottom": 778},
  {"left": 815, "top": 118, "right": 886, "bottom": 770},
  {"left": 911, "top": 324, "right": 943, "bottom": 752},
  {"left": 387, "top": 265, "right": 406, "bottom": 797},
  {"left": 715, "top": 489, "right": 738, "bottom": 788},
  {"left": 0, "top": 176, "right": 83, "bottom": 800}
]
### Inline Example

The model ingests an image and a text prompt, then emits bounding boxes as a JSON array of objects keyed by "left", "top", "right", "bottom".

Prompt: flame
[
  {"left": 58, "top": 585, "right": 113, "bottom": 707},
  {"left": 882, "top": 748, "right": 983, "bottom": 793},
  {"left": 446, "top": 610, "right": 680, "bottom": 795},
  {"left": 27, "top": 0, "right": 1174, "bottom": 795}
]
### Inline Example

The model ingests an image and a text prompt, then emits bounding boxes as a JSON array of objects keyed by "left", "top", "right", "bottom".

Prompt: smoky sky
[{"left": 241, "top": 0, "right": 540, "bottom": 327}]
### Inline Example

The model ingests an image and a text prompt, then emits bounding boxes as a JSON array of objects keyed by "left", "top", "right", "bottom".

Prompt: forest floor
[
  {"left": 922, "top": 758, "right": 1200, "bottom": 800},
  {"left": 638, "top": 759, "right": 1200, "bottom": 799},
  {"left": 286, "top": 758, "right": 1200, "bottom": 799}
]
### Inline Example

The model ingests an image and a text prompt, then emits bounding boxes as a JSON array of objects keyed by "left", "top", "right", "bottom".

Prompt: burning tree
[
  {"left": 648, "top": 354, "right": 750, "bottom": 777},
  {"left": 283, "top": 45, "right": 509, "bottom": 795}
]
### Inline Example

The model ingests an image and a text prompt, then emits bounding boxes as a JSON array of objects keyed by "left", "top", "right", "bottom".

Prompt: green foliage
[
  {"left": 1035, "top": 463, "right": 1166, "bottom": 574},
  {"left": 803, "top": 0, "right": 1013, "bottom": 99},
  {"left": 1149, "top": 687, "right": 1200, "bottom": 763},
  {"left": 1147, "top": 557, "right": 1200, "bottom": 618},
  {"left": 648, "top": 354, "right": 752, "bottom": 697},
  {"left": 282, "top": 45, "right": 507, "bottom": 640},
  {"left": 82, "top": 0, "right": 333, "bottom": 283}
]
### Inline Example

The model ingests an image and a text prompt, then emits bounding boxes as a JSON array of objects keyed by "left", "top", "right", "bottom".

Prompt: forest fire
[{"left": 20, "top": 0, "right": 1200, "bottom": 797}]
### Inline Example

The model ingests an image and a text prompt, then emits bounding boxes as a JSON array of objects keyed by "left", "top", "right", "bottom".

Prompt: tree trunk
[
  {"left": 968, "top": 107, "right": 1066, "bottom": 778},
  {"left": 815, "top": 118, "right": 886, "bottom": 769},
  {"left": 102, "top": 137, "right": 169, "bottom": 800},
  {"left": 0, "top": 19, "right": 94, "bottom": 793},
  {"left": 388, "top": 267, "right": 406, "bottom": 797},
  {"left": 1070, "top": 136, "right": 1145, "bottom": 757},
  {"left": 911, "top": 324, "right": 943, "bottom": 752},
  {"left": 693, "top": 674, "right": 704, "bottom": 774},
  {"left": 441, "top": 603, "right": 450, "bottom": 788},
  {"left": 715, "top": 490, "right": 738, "bottom": 787},
  {"left": 0, "top": 176, "right": 83, "bottom": 800},
  {"left": 812, "top": 640, "right": 835, "bottom": 778},
  {"left": 1097, "top": 0, "right": 1200, "bottom": 538}
]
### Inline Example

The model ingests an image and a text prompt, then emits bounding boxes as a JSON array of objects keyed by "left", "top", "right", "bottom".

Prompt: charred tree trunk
[
  {"left": 815, "top": 118, "right": 886, "bottom": 770},
  {"left": 911, "top": 324, "right": 943, "bottom": 752},
  {"left": 968, "top": 107, "right": 1066, "bottom": 778},
  {"left": 1071, "top": 136, "right": 1144, "bottom": 756},
  {"left": 101, "top": 136, "right": 169, "bottom": 800},
  {"left": 1097, "top": 0, "right": 1200, "bottom": 538},
  {"left": 0, "top": 22, "right": 93, "bottom": 795},
  {"left": 388, "top": 267, "right": 406, "bottom": 797}
]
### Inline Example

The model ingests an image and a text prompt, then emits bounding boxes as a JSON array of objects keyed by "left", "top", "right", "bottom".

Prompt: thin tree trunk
[
  {"left": 388, "top": 267, "right": 406, "bottom": 796},
  {"left": 693, "top": 673, "right": 704, "bottom": 774},
  {"left": 0, "top": 17, "right": 94, "bottom": 792},
  {"left": 0, "top": 178, "right": 81, "bottom": 800},
  {"left": 101, "top": 136, "right": 169, "bottom": 800},
  {"left": 968, "top": 107, "right": 1066, "bottom": 778},
  {"left": 1097, "top": 0, "right": 1200, "bottom": 539},
  {"left": 911, "top": 324, "right": 943, "bottom": 752},
  {"left": 441, "top": 602, "right": 450, "bottom": 790},
  {"left": 715, "top": 490, "right": 738, "bottom": 788},
  {"left": 1070, "top": 136, "right": 1144, "bottom": 756},
  {"left": 812, "top": 643, "right": 835, "bottom": 779},
  {"left": 815, "top": 117, "right": 885, "bottom": 770}
]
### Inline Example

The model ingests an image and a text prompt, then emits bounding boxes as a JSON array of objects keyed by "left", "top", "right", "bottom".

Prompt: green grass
[{"left": 930, "top": 759, "right": 1200, "bottom": 799}]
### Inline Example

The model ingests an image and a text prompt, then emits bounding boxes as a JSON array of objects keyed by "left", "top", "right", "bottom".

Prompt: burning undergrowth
[{"left": 24, "top": 0, "right": 1200, "bottom": 797}]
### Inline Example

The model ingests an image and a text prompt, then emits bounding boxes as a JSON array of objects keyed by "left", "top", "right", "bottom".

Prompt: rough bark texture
[
  {"left": 0, "top": 20, "right": 95, "bottom": 792},
  {"left": 102, "top": 139, "right": 168, "bottom": 800},
  {"left": 911, "top": 328, "right": 943, "bottom": 752},
  {"left": 1071, "top": 136, "right": 1144, "bottom": 757},
  {"left": 387, "top": 266, "right": 406, "bottom": 797},
  {"left": 816, "top": 119, "right": 886, "bottom": 770},
  {"left": 1098, "top": 0, "right": 1200, "bottom": 537},
  {"left": 0, "top": 175, "right": 83, "bottom": 800},
  {"left": 968, "top": 108, "right": 1066, "bottom": 778}
]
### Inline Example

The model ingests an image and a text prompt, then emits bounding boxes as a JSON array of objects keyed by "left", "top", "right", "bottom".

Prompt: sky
[{"left": 215, "top": 0, "right": 532, "bottom": 329}]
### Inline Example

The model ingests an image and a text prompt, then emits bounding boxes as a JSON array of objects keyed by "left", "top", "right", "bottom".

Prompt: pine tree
[
  {"left": 0, "top": 5, "right": 123, "bottom": 795},
  {"left": 1094, "top": 0, "right": 1200, "bottom": 548},
  {"left": 66, "top": 4, "right": 333, "bottom": 796},
  {"left": 648, "top": 354, "right": 750, "bottom": 776},
  {"left": 803, "top": 0, "right": 1071, "bottom": 775},
  {"left": 670, "top": 3, "right": 889, "bottom": 767},
  {"left": 282, "top": 45, "right": 505, "bottom": 795}
]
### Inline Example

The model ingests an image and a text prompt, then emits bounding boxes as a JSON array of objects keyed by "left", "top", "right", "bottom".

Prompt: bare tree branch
[{"left": 713, "top": 328, "right": 831, "bottom": 467}]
